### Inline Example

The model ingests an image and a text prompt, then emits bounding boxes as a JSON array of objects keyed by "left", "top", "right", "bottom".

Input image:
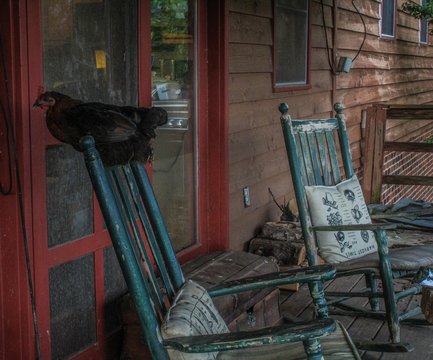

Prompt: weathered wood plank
[
  {"left": 338, "top": 31, "right": 433, "bottom": 57},
  {"left": 382, "top": 175, "right": 433, "bottom": 186},
  {"left": 386, "top": 106, "right": 433, "bottom": 119},
  {"left": 337, "top": 69, "right": 433, "bottom": 90},
  {"left": 229, "top": 12, "right": 272, "bottom": 45},
  {"left": 384, "top": 120, "right": 433, "bottom": 141},
  {"left": 229, "top": 72, "right": 332, "bottom": 104},
  {"left": 229, "top": 44, "right": 272, "bottom": 73},
  {"left": 371, "top": 106, "right": 387, "bottom": 203},
  {"left": 338, "top": 0, "right": 380, "bottom": 19},
  {"left": 229, "top": 98, "right": 332, "bottom": 135},
  {"left": 229, "top": 147, "right": 289, "bottom": 194},
  {"left": 229, "top": 0, "right": 272, "bottom": 17},
  {"left": 335, "top": 81, "right": 433, "bottom": 109},
  {"left": 229, "top": 123, "right": 284, "bottom": 164},
  {"left": 384, "top": 142, "right": 433, "bottom": 153},
  {"left": 361, "top": 106, "right": 378, "bottom": 203}
]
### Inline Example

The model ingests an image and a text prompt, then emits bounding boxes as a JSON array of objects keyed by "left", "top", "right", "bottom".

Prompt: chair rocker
[
  {"left": 279, "top": 102, "right": 433, "bottom": 353},
  {"left": 80, "top": 136, "right": 361, "bottom": 360}
]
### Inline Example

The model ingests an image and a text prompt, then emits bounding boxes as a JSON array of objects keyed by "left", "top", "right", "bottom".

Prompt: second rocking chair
[{"left": 279, "top": 102, "right": 433, "bottom": 352}]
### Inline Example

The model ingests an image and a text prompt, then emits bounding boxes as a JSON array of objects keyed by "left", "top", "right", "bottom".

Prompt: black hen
[{"left": 33, "top": 91, "right": 167, "bottom": 166}]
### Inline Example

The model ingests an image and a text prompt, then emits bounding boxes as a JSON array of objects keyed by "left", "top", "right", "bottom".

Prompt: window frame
[
  {"left": 380, "top": 0, "right": 397, "bottom": 39},
  {"left": 273, "top": 0, "right": 312, "bottom": 92},
  {"left": 420, "top": 0, "right": 429, "bottom": 45}
]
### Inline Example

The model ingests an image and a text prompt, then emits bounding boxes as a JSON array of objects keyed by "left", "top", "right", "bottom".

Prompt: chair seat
[
  {"left": 216, "top": 321, "right": 360, "bottom": 360},
  {"left": 334, "top": 244, "right": 433, "bottom": 273}
]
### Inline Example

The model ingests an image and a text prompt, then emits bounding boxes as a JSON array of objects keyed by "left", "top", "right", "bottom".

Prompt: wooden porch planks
[{"left": 279, "top": 275, "right": 433, "bottom": 359}]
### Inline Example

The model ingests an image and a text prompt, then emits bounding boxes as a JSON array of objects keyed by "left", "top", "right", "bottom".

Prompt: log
[
  {"left": 248, "top": 237, "right": 306, "bottom": 266},
  {"left": 421, "top": 286, "right": 433, "bottom": 323},
  {"left": 261, "top": 221, "right": 303, "bottom": 242}
]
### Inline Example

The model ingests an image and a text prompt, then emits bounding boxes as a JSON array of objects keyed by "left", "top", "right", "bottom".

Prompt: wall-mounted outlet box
[
  {"left": 337, "top": 56, "right": 352, "bottom": 73},
  {"left": 243, "top": 186, "right": 251, "bottom": 207}
]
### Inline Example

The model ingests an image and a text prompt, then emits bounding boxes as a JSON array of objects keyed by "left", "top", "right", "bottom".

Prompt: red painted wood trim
[
  {"left": 0, "top": 0, "right": 37, "bottom": 358},
  {"left": 177, "top": 0, "right": 229, "bottom": 262},
  {"left": 26, "top": 0, "right": 53, "bottom": 356},
  {"left": 47, "top": 234, "right": 110, "bottom": 268},
  {"left": 94, "top": 249, "right": 106, "bottom": 357},
  {"left": 205, "top": 0, "right": 229, "bottom": 252}
]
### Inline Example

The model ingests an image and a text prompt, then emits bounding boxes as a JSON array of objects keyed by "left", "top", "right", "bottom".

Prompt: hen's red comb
[{"left": 37, "top": 86, "right": 45, "bottom": 96}]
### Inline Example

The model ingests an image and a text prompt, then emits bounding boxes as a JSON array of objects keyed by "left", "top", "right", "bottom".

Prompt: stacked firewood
[{"left": 248, "top": 221, "right": 306, "bottom": 266}]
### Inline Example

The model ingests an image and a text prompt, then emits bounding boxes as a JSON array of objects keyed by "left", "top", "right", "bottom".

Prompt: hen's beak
[{"left": 33, "top": 99, "right": 42, "bottom": 108}]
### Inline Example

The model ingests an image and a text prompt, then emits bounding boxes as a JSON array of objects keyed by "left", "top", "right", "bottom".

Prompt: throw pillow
[
  {"left": 161, "top": 280, "right": 229, "bottom": 360},
  {"left": 305, "top": 175, "right": 377, "bottom": 263}
]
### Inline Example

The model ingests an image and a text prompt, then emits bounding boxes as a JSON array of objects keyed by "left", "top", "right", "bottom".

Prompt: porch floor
[{"left": 280, "top": 269, "right": 433, "bottom": 359}]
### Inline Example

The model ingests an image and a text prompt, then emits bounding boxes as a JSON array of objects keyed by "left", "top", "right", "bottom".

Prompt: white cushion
[
  {"left": 162, "top": 280, "right": 229, "bottom": 360},
  {"left": 305, "top": 176, "right": 377, "bottom": 263}
]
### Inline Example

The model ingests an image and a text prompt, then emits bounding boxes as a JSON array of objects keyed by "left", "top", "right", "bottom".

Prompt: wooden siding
[{"left": 228, "top": 0, "right": 433, "bottom": 249}]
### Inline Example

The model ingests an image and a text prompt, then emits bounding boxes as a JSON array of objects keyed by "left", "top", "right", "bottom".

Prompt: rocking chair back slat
[
  {"left": 110, "top": 167, "right": 172, "bottom": 307},
  {"left": 315, "top": 132, "right": 332, "bottom": 186},
  {"left": 298, "top": 132, "right": 316, "bottom": 185},
  {"left": 131, "top": 163, "right": 185, "bottom": 291},
  {"left": 306, "top": 132, "right": 323, "bottom": 185},
  {"left": 325, "top": 130, "right": 342, "bottom": 184}
]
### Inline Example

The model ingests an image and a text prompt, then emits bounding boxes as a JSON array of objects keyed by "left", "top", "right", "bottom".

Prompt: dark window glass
[
  {"left": 151, "top": 0, "right": 197, "bottom": 251},
  {"left": 49, "top": 255, "right": 96, "bottom": 359},
  {"left": 381, "top": 0, "right": 396, "bottom": 37},
  {"left": 420, "top": 0, "right": 428, "bottom": 44},
  {"left": 46, "top": 144, "right": 93, "bottom": 247},
  {"left": 104, "top": 246, "right": 127, "bottom": 334},
  {"left": 42, "top": 0, "right": 137, "bottom": 104},
  {"left": 274, "top": 0, "right": 309, "bottom": 88}
]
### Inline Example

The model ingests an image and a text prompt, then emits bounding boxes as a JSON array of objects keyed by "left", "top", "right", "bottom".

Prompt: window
[
  {"left": 420, "top": 0, "right": 428, "bottom": 44},
  {"left": 381, "top": 0, "right": 396, "bottom": 38},
  {"left": 274, "top": 0, "right": 310, "bottom": 90}
]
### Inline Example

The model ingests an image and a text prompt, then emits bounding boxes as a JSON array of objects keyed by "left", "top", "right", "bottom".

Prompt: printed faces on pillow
[{"left": 305, "top": 176, "right": 377, "bottom": 263}]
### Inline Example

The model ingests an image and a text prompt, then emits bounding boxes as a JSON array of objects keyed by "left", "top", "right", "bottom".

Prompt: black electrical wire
[
  {"left": 0, "top": 21, "right": 43, "bottom": 360},
  {"left": 352, "top": 0, "right": 367, "bottom": 62},
  {"left": 320, "top": 0, "right": 367, "bottom": 71},
  {"left": 320, "top": 0, "right": 338, "bottom": 74}
]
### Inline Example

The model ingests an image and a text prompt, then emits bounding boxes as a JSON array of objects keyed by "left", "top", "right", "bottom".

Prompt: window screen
[{"left": 274, "top": 0, "right": 309, "bottom": 89}]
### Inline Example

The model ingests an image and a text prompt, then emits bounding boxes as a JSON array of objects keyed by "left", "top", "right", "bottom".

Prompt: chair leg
[
  {"left": 365, "top": 272, "right": 380, "bottom": 311},
  {"left": 308, "top": 280, "right": 329, "bottom": 319},
  {"left": 302, "top": 338, "right": 323, "bottom": 360},
  {"left": 375, "top": 230, "right": 400, "bottom": 344}
]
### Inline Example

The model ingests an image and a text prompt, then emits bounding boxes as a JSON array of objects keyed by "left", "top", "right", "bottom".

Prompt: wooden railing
[{"left": 362, "top": 104, "right": 433, "bottom": 204}]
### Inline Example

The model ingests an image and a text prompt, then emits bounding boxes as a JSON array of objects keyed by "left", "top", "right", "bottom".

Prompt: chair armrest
[
  {"left": 311, "top": 223, "right": 396, "bottom": 255},
  {"left": 163, "top": 318, "right": 336, "bottom": 353},
  {"left": 207, "top": 264, "right": 335, "bottom": 297},
  {"left": 311, "top": 223, "right": 397, "bottom": 232}
]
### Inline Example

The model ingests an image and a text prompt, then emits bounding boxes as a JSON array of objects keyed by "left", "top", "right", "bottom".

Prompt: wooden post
[
  {"left": 362, "top": 106, "right": 378, "bottom": 203},
  {"left": 370, "top": 105, "right": 387, "bottom": 204}
]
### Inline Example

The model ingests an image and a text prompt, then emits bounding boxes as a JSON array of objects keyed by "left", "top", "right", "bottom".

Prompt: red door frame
[
  {"left": 0, "top": 0, "right": 228, "bottom": 358},
  {"left": 0, "top": 1, "right": 34, "bottom": 359}
]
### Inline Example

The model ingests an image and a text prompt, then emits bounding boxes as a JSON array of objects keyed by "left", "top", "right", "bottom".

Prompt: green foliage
[{"left": 403, "top": 0, "right": 433, "bottom": 21}]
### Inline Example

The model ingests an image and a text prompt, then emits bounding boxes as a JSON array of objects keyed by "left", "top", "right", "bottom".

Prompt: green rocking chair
[
  {"left": 279, "top": 102, "right": 433, "bottom": 352},
  {"left": 80, "top": 136, "right": 361, "bottom": 359}
]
